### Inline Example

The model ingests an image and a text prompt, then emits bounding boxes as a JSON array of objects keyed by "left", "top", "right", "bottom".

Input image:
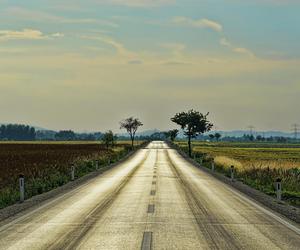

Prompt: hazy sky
[{"left": 0, "top": 0, "right": 299, "bottom": 132}]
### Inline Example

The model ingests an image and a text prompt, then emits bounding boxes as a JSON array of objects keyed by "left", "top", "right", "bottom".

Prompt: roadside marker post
[
  {"left": 95, "top": 160, "right": 99, "bottom": 170},
  {"left": 211, "top": 161, "right": 215, "bottom": 171},
  {"left": 199, "top": 158, "right": 203, "bottom": 165},
  {"left": 275, "top": 178, "right": 282, "bottom": 201},
  {"left": 71, "top": 164, "right": 75, "bottom": 181},
  {"left": 19, "top": 174, "right": 25, "bottom": 203},
  {"left": 230, "top": 165, "right": 234, "bottom": 182}
]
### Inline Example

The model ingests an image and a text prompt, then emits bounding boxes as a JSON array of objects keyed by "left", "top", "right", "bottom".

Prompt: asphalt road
[{"left": 0, "top": 141, "right": 299, "bottom": 249}]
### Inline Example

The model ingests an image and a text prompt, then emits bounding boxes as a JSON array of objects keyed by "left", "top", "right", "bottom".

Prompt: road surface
[{"left": 0, "top": 141, "right": 299, "bottom": 249}]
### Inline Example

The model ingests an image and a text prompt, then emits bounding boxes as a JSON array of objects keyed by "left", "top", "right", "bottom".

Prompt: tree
[
  {"left": 120, "top": 117, "right": 143, "bottom": 149},
  {"left": 55, "top": 130, "right": 76, "bottom": 141},
  {"left": 243, "top": 134, "right": 255, "bottom": 142},
  {"left": 163, "top": 129, "right": 179, "bottom": 142},
  {"left": 209, "top": 134, "right": 215, "bottom": 141},
  {"left": 150, "top": 132, "right": 165, "bottom": 140},
  {"left": 0, "top": 124, "right": 36, "bottom": 141},
  {"left": 169, "top": 129, "right": 179, "bottom": 142},
  {"left": 171, "top": 110, "right": 213, "bottom": 157},
  {"left": 256, "top": 135, "right": 262, "bottom": 141},
  {"left": 163, "top": 131, "right": 170, "bottom": 140},
  {"left": 102, "top": 130, "right": 116, "bottom": 149},
  {"left": 214, "top": 133, "right": 222, "bottom": 141}
]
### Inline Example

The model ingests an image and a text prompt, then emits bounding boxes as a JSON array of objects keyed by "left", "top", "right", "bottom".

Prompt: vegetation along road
[{"left": 0, "top": 141, "right": 299, "bottom": 249}]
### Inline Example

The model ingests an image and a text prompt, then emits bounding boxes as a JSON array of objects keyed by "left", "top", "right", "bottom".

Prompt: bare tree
[{"left": 120, "top": 117, "right": 143, "bottom": 149}]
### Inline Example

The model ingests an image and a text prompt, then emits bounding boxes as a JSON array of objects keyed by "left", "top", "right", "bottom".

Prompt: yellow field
[{"left": 176, "top": 141, "right": 300, "bottom": 170}]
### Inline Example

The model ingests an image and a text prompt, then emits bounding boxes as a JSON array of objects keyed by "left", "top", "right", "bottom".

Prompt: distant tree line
[
  {"left": 35, "top": 130, "right": 103, "bottom": 141},
  {"left": 0, "top": 124, "right": 36, "bottom": 141},
  {"left": 2, "top": 122, "right": 296, "bottom": 144},
  {"left": 197, "top": 133, "right": 297, "bottom": 143},
  {"left": 0, "top": 124, "right": 104, "bottom": 141}
]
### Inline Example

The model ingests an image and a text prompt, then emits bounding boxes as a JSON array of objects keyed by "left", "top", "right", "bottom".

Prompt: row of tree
[
  {"left": 242, "top": 134, "right": 293, "bottom": 143},
  {"left": 101, "top": 117, "right": 144, "bottom": 149},
  {"left": 0, "top": 111, "right": 212, "bottom": 158},
  {"left": 0, "top": 124, "right": 36, "bottom": 141}
]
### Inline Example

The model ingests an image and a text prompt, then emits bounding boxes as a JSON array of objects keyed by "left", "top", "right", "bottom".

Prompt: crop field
[
  {"left": 176, "top": 141, "right": 300, "bottom": 206},
  {"left": 0, "top": 141, "right": 138, "bottom": 209}
]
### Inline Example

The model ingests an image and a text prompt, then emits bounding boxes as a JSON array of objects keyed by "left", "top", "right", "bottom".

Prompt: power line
[
  {"left": 291, "top": 124, "right": 300, "bottom": 139},
  {"left": 247, "top": 125, "right": 255, "bottom": 136}
]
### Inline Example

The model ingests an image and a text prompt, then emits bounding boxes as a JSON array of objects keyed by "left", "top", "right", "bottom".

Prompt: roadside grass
[
  {"left": 175, "top": 141, "right": 300, "bottom": 207},
  {"left": 0, "top": 141, "right": 144, "bottom": 209}
]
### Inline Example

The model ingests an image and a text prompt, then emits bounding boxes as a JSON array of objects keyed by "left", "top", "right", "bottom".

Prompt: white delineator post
[
  {"left": 230, "top": 165, "right": 234, "bottom": 182},
  {"left": 19, "top": 174, "right": 25, "bottom": 203},
  {"left": 71, "top": 164, "right": 75, "bottom": 181},
  {"left": 275, "top": 178, "right": 282, "bottom": 201},
  {"left": 211, "top": 160, "right": 215, "bottom": 171},
  {"left": 95, "top": 160, "right": 99, "bottom": 170}
]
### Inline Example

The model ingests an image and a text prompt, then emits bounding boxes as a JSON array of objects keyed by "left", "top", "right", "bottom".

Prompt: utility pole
[
  {"left": 247, "top": 125, "right": 255, "bottom": 136},
  {"left": 292, "top": 124, "right": 299, "bottom": 140}
]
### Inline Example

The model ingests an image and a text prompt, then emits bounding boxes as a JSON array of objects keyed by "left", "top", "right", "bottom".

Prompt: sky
[{"left": 0, "top": 0, "right": 299, "bottom": 133}]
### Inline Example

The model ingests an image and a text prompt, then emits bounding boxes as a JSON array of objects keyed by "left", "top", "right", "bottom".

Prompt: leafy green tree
[
  {"left": 120, "top": 117, "right": 143, "bottom": 149},
  {"left": 150, "top": 132, "right": 165, "bottom": 140},
  {"left": 209, "top": 134, "right": 215, "bottom": 140},
  {"left": 102, "top": 130, "right": 116, "bottom": 149},
  {"left": 163, "top": 130, "right": 178, "bottom": 141},
  {"left": 163, "top": 131, "right": 170, "bottom": 139},
  {"left": 0, "top": 124, "right": 36, "bottom": 141},
  {"left": 214, "top": 133, "right": 222, "bottom": 141},
  {"left": 55, "top": 130, "right": 76, "bottom": 141},
  {"left": 256, "top": 135, "right": 262, "bottom": 141},
  {"left": 171, "top": 110, "right": 213, "bottom": 157},
  {"left": 243, "top": 134, "right": 255, "bottom": 142},
  {"left": 169, "top": 129, "right": 179, "bottom": 141}
]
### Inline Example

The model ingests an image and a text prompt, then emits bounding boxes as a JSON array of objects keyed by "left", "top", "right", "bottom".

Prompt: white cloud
[
  {"left": 220, "top": 37, "right": 231, "bottom": 47},
  {"left": 220, "top": 37, "right": 255, "bottom": 58},
  {"left": 0, "top": 29, "right": 46, "bottom": 41},
  {"left": 172, "top": 16, "right": 223, "bottom": 32},
  {"left": 51, "top": 33, "right": 64, "bottom": 38},
  {"left": 234, "top": 47, "right": 255, "bottom": 58},
  {"left": 81, "top": 35, "right": 137, "bottom": 59},
  {"left": 0, "top": 29, "right": 65, "bottom": 42}
]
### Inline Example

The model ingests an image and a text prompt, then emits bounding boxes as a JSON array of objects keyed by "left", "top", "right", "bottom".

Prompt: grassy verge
[{"left": 174, "top": 141, "right": 300, "bottom": 207}]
